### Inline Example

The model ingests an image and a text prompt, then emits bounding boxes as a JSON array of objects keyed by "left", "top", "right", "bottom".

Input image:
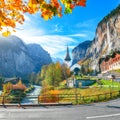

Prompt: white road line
[
  {"left": 86, "top": 113, "right": 120, "bottom": 119},
  {"left": 0, "top": 113, "right": 6, "bottom": 119}
]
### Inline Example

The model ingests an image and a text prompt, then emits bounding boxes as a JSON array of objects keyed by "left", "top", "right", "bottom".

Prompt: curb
[
  {"left": 39, "top": 102, "right": 72, "bottom": 106},
  {"left": 107, "top": 105, "right": 120, "bottom": 109},
  {"left": 0, "top": 103, "right": 72, "bottom": 108}
]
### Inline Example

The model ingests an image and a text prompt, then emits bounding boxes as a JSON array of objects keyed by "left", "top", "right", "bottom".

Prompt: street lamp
[{"left": 111, "top": 75, "right": 115, "bottom": 87}]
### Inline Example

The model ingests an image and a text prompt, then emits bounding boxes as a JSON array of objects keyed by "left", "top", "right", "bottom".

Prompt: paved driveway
[{"left": 0, "top": 98, "right": 120, "bottom": 120}]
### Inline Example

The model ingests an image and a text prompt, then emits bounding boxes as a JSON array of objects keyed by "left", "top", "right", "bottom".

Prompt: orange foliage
[
  {"left": 77, "top": 0, "right": 86, "bottom": 6},
  {"left": 50, "top": 90, "right": 60, "bottom": 94},
  {"left": 60, "top": 80, "right": 66, "bottom": 85},
  {"left": 39, "top": 90, "right": 60, "bottom": 103},
  {"left": 0, "top": 0, "right": 87, "bottom": 36}
]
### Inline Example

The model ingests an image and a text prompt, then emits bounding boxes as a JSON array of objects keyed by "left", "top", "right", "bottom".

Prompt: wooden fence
[
  {"left": 38, "top": 91, "right": 120, "bottom": 104},
  {"left": 0, "top": 91, "right": 120, "bottom": 105}
]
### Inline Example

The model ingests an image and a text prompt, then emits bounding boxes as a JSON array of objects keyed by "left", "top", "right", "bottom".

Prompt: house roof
[
  {"left": 12, "top": 84, "right": 26, "bottom": 91},
  {"left": 4, "top": 77, "right": 19, "bottom": 83}
]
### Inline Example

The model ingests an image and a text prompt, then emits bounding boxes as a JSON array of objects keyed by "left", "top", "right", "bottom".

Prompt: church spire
[{"left": 64, "top": 45, "right": 71, "bottom": 62}]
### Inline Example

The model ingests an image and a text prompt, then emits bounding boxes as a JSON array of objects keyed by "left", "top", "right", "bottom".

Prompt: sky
[{"left": 12, "top": 0, "right": 120, "bottom": 60}]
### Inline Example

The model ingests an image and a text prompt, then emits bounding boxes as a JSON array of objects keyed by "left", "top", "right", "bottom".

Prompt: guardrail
[{"left": 0, "top": 90, "right": 120, "bottom": 105}]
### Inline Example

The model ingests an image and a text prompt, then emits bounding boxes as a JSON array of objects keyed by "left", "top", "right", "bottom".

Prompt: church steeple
[{"left": 64, "top": 45, "right": 71, "bottom": 62}]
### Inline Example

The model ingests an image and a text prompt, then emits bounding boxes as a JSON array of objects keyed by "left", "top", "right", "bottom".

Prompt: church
[
  {"left": 64, "top": 45, "right": 81, "bottom": 71},
  {"left": 64, "top": 45, "right": 71, "bottom": 67}
]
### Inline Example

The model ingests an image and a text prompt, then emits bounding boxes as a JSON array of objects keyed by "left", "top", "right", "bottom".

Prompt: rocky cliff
[
  {"left": 27, "top": 43, "right": 52, "bottom": 72},
  {"left": 72, "top": 41, "right": 92, "bottom": 65},
  {"left": 0, "top": 35, "right": 52, "bottom": 78},
  {"left": 72, "top": 4, "right": 120, "bottom": 71}
]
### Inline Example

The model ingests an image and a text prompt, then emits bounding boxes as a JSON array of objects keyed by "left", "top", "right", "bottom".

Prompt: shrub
[{"left": 39, "top": 90, "right": 60, "bottom": 103}]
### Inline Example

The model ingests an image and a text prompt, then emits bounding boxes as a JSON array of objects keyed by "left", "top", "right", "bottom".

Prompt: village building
[
  {"left": 12, "top": 84, "right": 26, "bottom": 91},
  {"left": 3, "top": 77, "right": 26, "bottom": 91},
  {"left": 100, "top": 53, "right": 120, "bottom": 73},
  {"left": 70, "top": 63, "right": 81, "bottom": 71},
  {"left": 4, "top": 77, "right": 20, "bottom": 84}
]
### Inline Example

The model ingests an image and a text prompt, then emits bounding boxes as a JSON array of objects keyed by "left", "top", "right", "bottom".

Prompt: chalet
[{"left": 100, "top": 53, "right": 120, "bottom": 73}]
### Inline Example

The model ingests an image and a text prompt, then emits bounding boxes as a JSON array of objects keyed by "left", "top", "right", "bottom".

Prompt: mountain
[
  {"left": 72, "top": 4, "right": 120, "bottom": 71},
  {"left": 0, "top": 35, "right": 52, "bottom": 78},
  {"left": 27, "top": 43, "right": 52, "bottom": 72},
  {"left": 72, "top": 41, "right": 92, "bottom": 65}
]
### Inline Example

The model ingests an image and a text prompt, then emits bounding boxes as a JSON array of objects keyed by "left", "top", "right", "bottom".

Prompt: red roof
[{"left": 12, "top": 84, "right": 26, "bottom": 91}]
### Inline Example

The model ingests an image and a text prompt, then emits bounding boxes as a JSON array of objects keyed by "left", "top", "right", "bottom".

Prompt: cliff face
[
  {"left": 72, "top": 41, "right": 92, "bottom": 65},
  {"left": 27, "top": 44, "right": 52, "bottom": 72},
  {"left": 85, "top": 5, "right": 120, "bottom": 71},
  {"left": 72, "top": 5, "right": 120, "bottom": 71},
  {"left": 0, "top": 36, "right": 52, "bottom": 78}
]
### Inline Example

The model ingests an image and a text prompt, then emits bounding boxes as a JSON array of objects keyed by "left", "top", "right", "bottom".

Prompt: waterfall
[{"left": 107, "top": 22, "right": 111, "bottom": 53}]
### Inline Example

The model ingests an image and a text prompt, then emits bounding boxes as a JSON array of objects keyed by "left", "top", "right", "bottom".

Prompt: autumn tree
[
  {"left": 28, "top": 72, "right": 37, "bottom": 84},
  {"left": 0, "top": 0, "right": 87, "bottom": 36},
  {"left": 17, "top": 79, "right": 22, "bottom": 85},
  {"left": 40, "top": 62, "right": 71, "bottom": 87},
  {"left": 61, "top": 63, "right": 71, "bottom": 79},
  {"left": 40, "top": 65, "right": 48, "bottom": 80},
  {"left": 45, "top": 63, "right": 58, "bottom": 87},
  {"left": 55, "top": 62, "right": 63, "bottom": 83},
  {"left": 3, "top": 82, "right": 12, "bottom": 94}
]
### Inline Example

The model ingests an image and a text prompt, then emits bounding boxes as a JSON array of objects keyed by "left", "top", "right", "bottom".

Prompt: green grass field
[{"left": 40, "top": 79, "right": 120, "bottom": 104}]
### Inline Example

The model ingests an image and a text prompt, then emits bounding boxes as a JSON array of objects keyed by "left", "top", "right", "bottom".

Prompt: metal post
[
  {"left": 58, "top": 94, "right": 59, "bottom": 103},
  {"left": 2, "top": 96, "right": 4, "bottom": 105},
  {"left": 38, "top": 95, "right": 39, "bottom": 104},
  {"left": 110, "top": 92, "right": 112, "bottom": 98},
  {"left": 109, "top": 85, "right": 112, "bottom": 96},
  {"left": 83, "top": 96, "right": 84, "bottom": 102},
  {"left": 18, "top": 94, "right": 21, "bottom": 108},
  {"left": 98, "top": 95, "right": 100, "bottom": 101},
  {"left": 105, "top": 93, "right": 107, "bottom": 100},
  {"left": 79, "top": 94, "right": 81, "bottom": 103},
  {"left": 75, "top": 88, "right": 78, "bottom": 104}
]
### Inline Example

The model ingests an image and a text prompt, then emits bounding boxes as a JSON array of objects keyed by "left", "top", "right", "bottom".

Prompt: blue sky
[{"left": 13, "top": 0, "right": 120, "bottom": 60}]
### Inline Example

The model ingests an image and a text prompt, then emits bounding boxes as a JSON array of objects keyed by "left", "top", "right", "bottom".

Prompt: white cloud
[
  {"left": 68, "top": 33, "right": 87, "bottom": 37},
  {"left": 11, "top": 14, "right": 76, "bottom": 59},
  {"left": 13, "top": 33, "right": 76, "bottom": 57},
  {"left": 54, "top": 24, "right": 63, "bottom": 32}
]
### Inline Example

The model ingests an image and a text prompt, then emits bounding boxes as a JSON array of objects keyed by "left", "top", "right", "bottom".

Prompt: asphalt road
[{"left": 0, "top": 99, "right": 120, "bottom": 120}]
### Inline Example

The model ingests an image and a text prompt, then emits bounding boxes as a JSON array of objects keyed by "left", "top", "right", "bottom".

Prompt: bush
[{"left": 39, "top": 90, "right": 60, "bottom": 103}]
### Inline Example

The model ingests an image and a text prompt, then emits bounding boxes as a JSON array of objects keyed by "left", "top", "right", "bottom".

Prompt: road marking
[
  {"left": 0, "top": 113, "right": 6, "bottom": 119},
  {"left": 86, "top": 113, "right": 120, "bottom": 119}
]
